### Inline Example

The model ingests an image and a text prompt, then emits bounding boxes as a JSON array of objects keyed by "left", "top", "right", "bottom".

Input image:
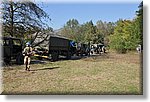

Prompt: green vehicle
[
  {"left": 48, "top": 36, "right": 76, "bottom": 61},
  {"left": 1, "top": 37, "right": 24, "bottom": 64},
  {"left": 76, "top": 43, "right": 90, "bottom": 56}
]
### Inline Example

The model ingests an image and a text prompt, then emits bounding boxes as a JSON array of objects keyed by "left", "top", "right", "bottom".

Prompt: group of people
[{"left": 90, "top": 44, "right": 106, "bottom": 55}]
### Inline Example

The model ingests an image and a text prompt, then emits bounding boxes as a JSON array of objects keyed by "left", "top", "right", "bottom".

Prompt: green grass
[{"left": 2, "top": 52, "right": 142, "bottom": 95}]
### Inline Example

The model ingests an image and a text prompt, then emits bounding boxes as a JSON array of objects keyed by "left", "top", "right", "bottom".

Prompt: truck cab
[{"left": 1, "top": 37, "right": 24, "bottom": 64}]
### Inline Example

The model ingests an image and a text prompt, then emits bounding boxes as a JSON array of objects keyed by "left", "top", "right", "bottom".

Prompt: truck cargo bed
[{"left": 49, "top": 36, "right": 70, "bottom": 51}]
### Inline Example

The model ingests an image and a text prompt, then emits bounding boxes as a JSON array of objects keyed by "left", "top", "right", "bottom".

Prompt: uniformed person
[{"left": 22, "top": 42, "right": 33, "bottom": 71}]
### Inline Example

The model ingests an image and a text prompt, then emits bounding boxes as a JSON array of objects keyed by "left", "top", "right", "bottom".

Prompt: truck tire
[
  {"left": 85, "top": 52, "right": 88, "bottom": 56},
  {"left": 66, "top": 52, "right": 71, "bottom": 59},
  {"left": 16, "top": 53, "right": 24, "bottom": 65},
  {"left": 80, "top": 52, "right": 83, "bottom": 57},
  {"left": 4, "top": 56, "right": 11, "bottom": 64},
  {"left": 51, "top": 51, "right": 59, "bottom": 61}
]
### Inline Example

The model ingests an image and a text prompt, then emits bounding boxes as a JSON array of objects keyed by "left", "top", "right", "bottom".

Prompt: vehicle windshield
[{"left": 12, "top": 39, "right": 21, "bottom": 46}]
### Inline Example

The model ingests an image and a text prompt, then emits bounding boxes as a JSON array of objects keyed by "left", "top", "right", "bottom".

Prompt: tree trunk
[{"left": 10, "top": 1, "right": 14, "bottom": 37}]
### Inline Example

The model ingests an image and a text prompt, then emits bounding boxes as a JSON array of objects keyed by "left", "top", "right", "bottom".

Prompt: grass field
[{"left": 1, "top": 52, "right": 142, "bottom": 95}]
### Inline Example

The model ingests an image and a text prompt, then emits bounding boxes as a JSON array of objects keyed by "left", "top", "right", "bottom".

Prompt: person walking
[{"left": 22, "top": 42, "right": 33, "bottom": 71}]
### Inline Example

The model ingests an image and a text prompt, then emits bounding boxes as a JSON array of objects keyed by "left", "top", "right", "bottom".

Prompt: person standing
[{"left": 22, "top": 42, "right": 33, "bottom": 71}]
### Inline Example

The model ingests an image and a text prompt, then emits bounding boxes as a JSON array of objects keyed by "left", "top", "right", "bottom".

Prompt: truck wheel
[
  {"left": 4, "top": 57, "right": 11, "bottom": 64},
  {"left": 80, "top": 52, "right": 83, "bottom": 57},
  {"left": 51, "top": 51, "right": 59, "bottom": 61},
  {"left": 51, "top": 54, "right": 55, "bottom": 61},
  {"left": 38, "top": 56, "right": 43, "bottom": 60},
  {"left": 67, "top": 52, "right": 71, "bottom": 59},
  {"left": 85, "top": 53, "right": 88, "bottom": 56},
  {"left": 16, "top": 53, "right": 24, "bottom": 65}
]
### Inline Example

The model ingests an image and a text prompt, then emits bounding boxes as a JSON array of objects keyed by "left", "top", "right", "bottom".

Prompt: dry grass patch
[{"left": 2, "top": 52, "right": 142, "bottom": 95}]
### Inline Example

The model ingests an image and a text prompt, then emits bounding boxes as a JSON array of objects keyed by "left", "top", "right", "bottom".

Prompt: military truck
[
  {"left": 1, "top": 37, "right": 24, "bottom": 64},
  {"left": 48, "top": 36, "right": 76, "bottom": 61},
  {"left": 76, "top": 43, "right": 90, "bottom": 56}
]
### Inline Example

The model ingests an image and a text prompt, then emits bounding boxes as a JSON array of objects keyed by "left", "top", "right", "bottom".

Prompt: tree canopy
[
  {"left": 1, "top": 1, "right": 142, "bottom": 52},
  {"left": 60, "top": 19, "right": 114, "bottom": 44},
  {"left": 109, "top": 2, "right": 143, "bottom": 53},
  {"left": 1, "top": 0, "right": 52, "bottom": 47},
  {"left": 60, "top": 2, "right": 143, "bottom": 53}
]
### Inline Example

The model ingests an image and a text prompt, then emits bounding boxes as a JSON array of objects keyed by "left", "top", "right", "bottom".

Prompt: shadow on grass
[
  {"left": 30, "top": 60, "right": 47, "bottom": 64},
  {"left": 58, "top": 54, "right": 102, "bottom": 61},
  {"left": 2, "top": 59, "right": 47, "bottom": 67},
  {"left": 30, "top": 67, "right": 60, "bottom": 71},
  {"left": 2, "top": 53, "right": 107, "bottom": 68}
]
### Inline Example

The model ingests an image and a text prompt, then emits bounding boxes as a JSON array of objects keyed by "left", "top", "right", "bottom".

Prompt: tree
[
  {"left": 96, "top": 20, "right": 115, "bottom": 45},
  {"left": 136, "top": 1, "right": 143, "bottom": 45},
  {"left": 61, "top": 19, "right": 80, "bottom": 42},
  {"left": 83, "top": 20, "right": 97, "bottom": 43},
  {"left": 108, "top": 1, "right": 143, "bottom": 53},
  {"left": 1, "top": 0, "right": 52, "bottom": 47},
  {"left": 109, "top": 19, "right": 132, "bottom": 53},
  {"left": 109, "top": 18, "right": 142, "bottom": 53},
  {"left": 30, "top": 27, "right": 53, "bottom": 48}
]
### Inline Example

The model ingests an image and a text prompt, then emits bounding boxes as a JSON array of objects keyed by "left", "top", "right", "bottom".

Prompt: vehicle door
[
  {"left": 3, "top": 38, "right": 11, "bottom": 58},
  {"left": 11, "top": 39, "right": 22, "bottom": 57}
]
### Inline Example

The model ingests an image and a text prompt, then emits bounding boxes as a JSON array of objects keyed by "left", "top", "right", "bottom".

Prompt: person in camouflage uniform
[{"left": 22, "top": 42, "right": 33, "bottom": 71}]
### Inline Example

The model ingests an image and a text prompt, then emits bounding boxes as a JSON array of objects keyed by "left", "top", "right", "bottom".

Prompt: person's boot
[
  {"left": 28, "top": 66, "right": 30, "bottom": 71},
  {"left": 25, "top": 67, "right": 27, "bottom": 71}
]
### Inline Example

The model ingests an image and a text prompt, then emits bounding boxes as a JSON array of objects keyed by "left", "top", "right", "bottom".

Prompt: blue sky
[{"left": 38, "top": 2, "right": 141, "bottom": 30}]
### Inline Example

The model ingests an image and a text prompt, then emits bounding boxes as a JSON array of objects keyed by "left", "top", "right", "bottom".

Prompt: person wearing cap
[{"left": 22, "top": 42, "right": 33, "bottom": 71}]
